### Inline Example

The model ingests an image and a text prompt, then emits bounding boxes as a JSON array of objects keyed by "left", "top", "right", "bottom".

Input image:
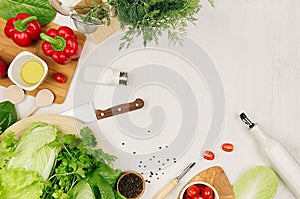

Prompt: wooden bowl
[{"left": 116, "top": 170, "right": 146, "bottom": 199}]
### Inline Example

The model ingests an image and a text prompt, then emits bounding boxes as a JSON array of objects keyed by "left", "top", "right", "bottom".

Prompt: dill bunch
[
  {"left": 79, "top": 0, "right": 214, "bottom": 49},
  {"left": 109, "top": 0, "right": 213, "bottom": 49}
]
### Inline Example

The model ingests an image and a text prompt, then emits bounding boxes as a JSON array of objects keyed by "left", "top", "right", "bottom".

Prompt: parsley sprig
[{"left": 42, "top": 127, "right": 116, "bottom": 198}]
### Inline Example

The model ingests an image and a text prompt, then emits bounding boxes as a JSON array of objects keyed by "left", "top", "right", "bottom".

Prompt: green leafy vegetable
[
  {"left": 0, "top": 168, "right": 44, "bottom": 199},
  {"left": 0, "top": 0, "right": 56, "bottom": 26},
  {"left": 42, "top": 127, "right": 118, "bottom": 198},
  {"left": 81, "top": 1, "right": 111, "bottom": 25},
  {"left": 80, "top": 127, "right": 117, "bottom": 165},
  {"left": 0, "top": 123, "right": 120, "bottom": 199},
  {"left": 88, "top": 169, "right": 115, "bottom": 199},
  {"left": 109, "top": 0, "right": 213, "bottom": 49},
  {"left": 7, "top": 122, "right": 59, "bottom": 180},
  {"left": 69, "top": 167, "right": 122, "bottom": 199},
  {"left": 0, "top": 132, "right": 18, "bottom": 168},
  {"left": 0, "top": 101, "right": 18, "bottom": 134},
  {"left": 68, "top": 179, "right": 95, "bottom": 199},
  {"left": 233, "top": 166, "right": 279, "bottom": 199}
]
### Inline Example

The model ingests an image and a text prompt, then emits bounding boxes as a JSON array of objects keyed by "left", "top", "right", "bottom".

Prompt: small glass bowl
[
  {"left": 8, "top": 51, "right": 48, "bottom": 91},
  {"left": 70, "top": 13, "right": 103, "bottom": 34}
]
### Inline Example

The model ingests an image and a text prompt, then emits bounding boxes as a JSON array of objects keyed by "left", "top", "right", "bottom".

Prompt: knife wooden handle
[
  {"left": 154, "top": 178, "right": 179, "bottom": 199},
  {"left": 95, "top": 98, "right": 144, "bottom": 120}
]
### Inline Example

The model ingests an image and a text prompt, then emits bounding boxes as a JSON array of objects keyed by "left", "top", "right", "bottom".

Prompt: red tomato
[
  {"left": 0, "top": 60, "right": 7, "bottom": 79},
  {"left": 203, "top": 150, "right": 215, "bottom": 161},
  {"left": 187, "top": 185, "right": 201, "bottom": 197},
  {"left": 53, "top": 72, "right": 66, "bottom": 83},
  {"left": 201, "top": 187, "right": 213, "bottom": 199},
  {"left": 222, "top": 143, "right": 234, "bottom": 152},
  {"left": 192, "top": 196, "right": 204, "bottom": 199}
]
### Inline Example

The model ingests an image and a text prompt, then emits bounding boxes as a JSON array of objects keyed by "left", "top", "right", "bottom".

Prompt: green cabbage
[
  {"left": 0, "top": 168, "right": 44, "bottom": 199},
  {"left": 233, "top": 166, "right": 279, "bottom": 199},
  {"left": 7, "top": 122, "right": 58, "bottom": 180},
  {"left": 0, "top": 132, "right": 18, "bottom": 168}
]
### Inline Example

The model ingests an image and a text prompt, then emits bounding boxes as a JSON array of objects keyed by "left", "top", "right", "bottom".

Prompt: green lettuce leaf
[
  {"left": 0, "top": 0, "right": 56, "bottom": 26},
  {"left": 233, "top": 166, "right": 279, "bottom": 199},
  {"left": 0, "top": 168, "right": 44, "bottom": 199},
  {"left": 97, "top": 164, "right": 122, "bottom": 187},
  {"left": 0, "top": 101, "right": 18, "bottom": 134},
  {"left": 7, "top": 122, "right": 58, "bottom": 180},
  {"left": 68, "top": 179, "right": 96, "bottom": 199},
  {"left": 0, "top": 132, "right": 18, "bottom": 168}
]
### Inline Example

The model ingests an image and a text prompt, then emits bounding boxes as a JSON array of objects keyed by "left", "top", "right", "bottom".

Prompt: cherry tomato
[
  {"left": 187, "top": 185, "right": 201, "bottom": 197},
  {"left": 0, "top": 60, "right": 7, "bottom": 79},
  {"left": 222, "top": 143, "right": 234, "bottom": 152},
  {"left": 53, "top": 72, "right": 66, "bottom": 83},
  {"left": 201, "top": 187, "right": 213, "bottom": 199},
  {"left": 203, "top": 150, "right": 215, "bottom": 161},
  {"left": 192, "top": 196, "right": 204, "bottom": 199}
]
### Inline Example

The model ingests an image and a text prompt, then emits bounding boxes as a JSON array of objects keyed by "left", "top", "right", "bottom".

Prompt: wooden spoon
[
  {"left": 5, "top": 85, "right": 25, "bottom": 104},
  {"left": 25, "top": 89, "right": 55, "bottom": 117}
]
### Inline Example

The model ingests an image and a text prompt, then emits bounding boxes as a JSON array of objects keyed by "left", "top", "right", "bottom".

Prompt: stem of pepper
[
  {"left": 40, "top": 33, "right": 66, "bottom": 51},
  {"left": 14, "top": 16, "right": 38, "bottom": 32}
]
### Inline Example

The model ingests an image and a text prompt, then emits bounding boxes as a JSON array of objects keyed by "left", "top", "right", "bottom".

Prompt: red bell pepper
[
  {"left": 4, "top": 13, "right": 42, "bottom": 47},
  {"left": 40, "top": 26, "right": 82, "bottom": 65}
]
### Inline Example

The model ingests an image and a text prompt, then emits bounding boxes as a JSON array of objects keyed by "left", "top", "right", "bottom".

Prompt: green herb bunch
[
  {"left": 42, "top": 127, "right": 117, "bottom": 198},
  {"left": 81, "top": 1, "right": 111, "bottom": 25},
  {"left": 80, "top": 0, "right": 214, "bottom": 49},
  {"left": 109, "top": 0, "right": 214, "bottom": 49}
]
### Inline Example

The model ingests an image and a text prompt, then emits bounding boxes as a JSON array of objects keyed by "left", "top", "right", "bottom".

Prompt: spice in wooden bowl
[{"left": 116, "top": 171, "right": 145, "bottom": 199}]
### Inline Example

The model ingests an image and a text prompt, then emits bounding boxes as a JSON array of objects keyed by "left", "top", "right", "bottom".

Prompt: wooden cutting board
[
  {"left": 178, "top": 166, "right": 235, "bottom": 199},
  {"left": 0, "top": 18, "right": 86, "bottom": 104}
]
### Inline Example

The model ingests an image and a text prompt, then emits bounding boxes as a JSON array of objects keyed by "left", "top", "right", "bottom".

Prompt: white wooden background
[
  {"left": 190, "top": 0, "right": 300, "bottom": 198},
  {"left": 0, "top": 0, "right": 299, "bottom": 198}
]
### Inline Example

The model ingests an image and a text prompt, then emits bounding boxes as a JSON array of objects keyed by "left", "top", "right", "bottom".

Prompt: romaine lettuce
[{"left": 0, "top": 0, "right": 56, "bottom": 26}]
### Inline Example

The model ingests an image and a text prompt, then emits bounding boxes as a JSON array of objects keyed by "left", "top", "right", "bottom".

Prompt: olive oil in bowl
[{"left": 21, "top": 60, "right": 44, "bottom": 85}]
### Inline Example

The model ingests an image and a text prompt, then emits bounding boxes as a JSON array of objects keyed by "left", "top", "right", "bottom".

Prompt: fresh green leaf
[
  {"left": 68, "top": 179, "right": 95, "bottom": 199},
  {"left": 96, "top": 164, "right": 122, "bottom": 187},
  {"left": 0, "top": 132, "right": 18, "bottom": 168},
  {"left": 0, "top": 168, "right": 44, "bottom": 199},
  {"left": 233, "top": 166, "right": 279, "bottom": 199},
  {"left": 0, "top": 101, "right": 18, "bottom": 134},
  {"left": 80, "top": 127, "right": 117, "bottom": 165},
  {"left": 0, "top": 0, "right": 56, "bottom": 26},
  {"left": 7, "top": 122, "right": 58, "bottom": 180},
  {"left": 43, "top": 127, "right": 117, "bottom": 198},
  {"left": 80, "top": 127, "right": 97, "bottom": 148},
  {"left": 87, "top": 170, "right": 115, "bottom": 199},
  {"left": 114, "top": 190, "right": 127, "bottom": 199}
]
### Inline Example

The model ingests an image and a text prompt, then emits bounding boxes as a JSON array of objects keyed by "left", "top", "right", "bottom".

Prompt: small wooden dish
[
  {"left": 178, "top": 166, "right": 234, "bottom": 199},
  {"left": 116, "top": 170, "right": 146, "bottom": 199}
]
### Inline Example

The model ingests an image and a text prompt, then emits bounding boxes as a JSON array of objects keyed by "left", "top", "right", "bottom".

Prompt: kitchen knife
[
  {"left": 154, "top": 162, "right": 196, "bottom": 199},
  {"left": 60, "top": 98, "right": 144, "bottom": 123}
]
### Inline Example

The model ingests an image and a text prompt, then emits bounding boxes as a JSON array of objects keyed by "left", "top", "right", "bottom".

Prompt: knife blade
[{"left": 60, "top": 98, "right": 144, "bottom": 123}]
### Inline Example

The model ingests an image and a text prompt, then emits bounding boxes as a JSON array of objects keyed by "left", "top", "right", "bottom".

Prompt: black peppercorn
[{"left": 117, "top": 172, "right": 145, "bottom": 198}]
